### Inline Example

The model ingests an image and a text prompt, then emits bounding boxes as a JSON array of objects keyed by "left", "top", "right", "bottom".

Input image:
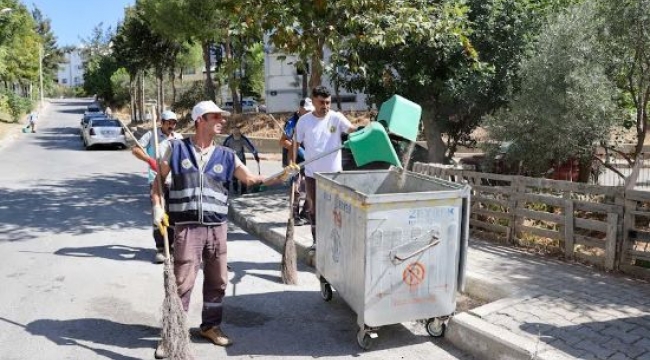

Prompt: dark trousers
[
  {"left": 305, "top": 176, "right": 317, "bottom": 243},
  {"left": 151, "top": 184, "right": 174, "bottom": 249},
  {"left": 227, "top": 154, "right": 247, "bottom": 195},
  {"left": 174, "top": 223, "right": 228, "bottom": 330}
]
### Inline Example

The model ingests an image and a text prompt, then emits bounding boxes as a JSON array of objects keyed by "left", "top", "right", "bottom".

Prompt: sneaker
[
  {"left": 294, "top": 217, "right": 308, "bottom": 226},
  {"left": 154, "top": 249, "right": 165, "bottom": 264},
  {"left": 154, "top": 341, "right": 168, "bottom": 359},
  {"left": 199, "top": 326, "right": 233, "bottom": 347}
]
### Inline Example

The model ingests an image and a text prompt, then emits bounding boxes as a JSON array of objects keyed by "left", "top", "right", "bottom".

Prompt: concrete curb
[{"left": 228, "top": 199, "right": 574, "bottom": 360}]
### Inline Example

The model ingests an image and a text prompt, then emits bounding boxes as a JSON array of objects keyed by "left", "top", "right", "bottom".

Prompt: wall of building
[{"left": 57, "top": 50, "right": 84, "bottom": 87}]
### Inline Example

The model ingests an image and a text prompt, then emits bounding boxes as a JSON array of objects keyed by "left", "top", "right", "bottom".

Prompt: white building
[
  {"left": 57, "top": 49, "right": 84, "bottom": 87},
  {"left": 264, "top": 41, "right": 367, "bottom": 113}
]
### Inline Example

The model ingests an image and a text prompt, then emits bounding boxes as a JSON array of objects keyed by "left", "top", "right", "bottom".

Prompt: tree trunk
[
  {"left": 225, "top": 39, "right": 241, "bottom": 113},
  {"left": 308, "top": 40, "right": 325, "bottom": 90},
  {"left": 129, "top": 74, "right": 135, "bottom": 124},
  {"left": 156, "top": 68, "right": 164, "bottom": 117},
  {"left": 169, "top": 68, "right": 177, "bottom": 105},
  {"left": 334, "top": 79, "right": 342, "bottom": 110},
  {"left": 422, "top": 108, "right": 446, "bottom": 164},
  {"left": 202, "top": 41, "right": 216, "bottom": 101},
  {"left": 577, "top": 157, "right": 592, "bottom": 183},
  {"left": 138, "top": 71, "right": 145, "bottom": 125}
]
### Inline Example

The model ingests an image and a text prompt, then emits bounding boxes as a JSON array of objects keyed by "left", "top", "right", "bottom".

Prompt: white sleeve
[
  {"left": 138, "top": 131, "right": 152, "bottom": 150},
  {"left": 337, "top": 112, "right": 353, "bottom": 133}
]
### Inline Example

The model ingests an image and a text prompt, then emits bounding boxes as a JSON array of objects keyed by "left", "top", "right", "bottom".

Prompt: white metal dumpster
[{"left": 314, "top": 168, "right": 470, "bottom": 349}]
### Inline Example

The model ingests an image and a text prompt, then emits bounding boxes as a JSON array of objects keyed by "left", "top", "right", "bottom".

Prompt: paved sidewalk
[{"left": 230, "top": 190, "right": 650, "bottom": 360}]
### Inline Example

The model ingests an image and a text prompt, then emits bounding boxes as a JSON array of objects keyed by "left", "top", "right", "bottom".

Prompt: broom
[
  {"left": 151, "top": 108, "right": 193, "bottom": 359},
  {"left": 280, "top": 125, "right": 298, "bottom": 285}
]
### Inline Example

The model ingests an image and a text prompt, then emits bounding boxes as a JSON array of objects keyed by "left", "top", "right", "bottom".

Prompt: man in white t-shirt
[{"left": 294, "top": 86, "right": 358, "bottom": 249}]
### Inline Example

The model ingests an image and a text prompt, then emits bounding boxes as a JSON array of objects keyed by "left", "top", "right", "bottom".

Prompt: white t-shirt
[{"left": 295, "top": 110, "right": 353, "bottom": 177}]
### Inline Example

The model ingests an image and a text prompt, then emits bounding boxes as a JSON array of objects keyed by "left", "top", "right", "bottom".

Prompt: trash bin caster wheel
[
  {"left": 356, "top": 328, "right": 376, "bottom": 350},
  {"left": 426, "top": 317, "right": 446, "bottom": 337},
  {"left": 320, "top": 282, "right": 333, "bottom": 302}
]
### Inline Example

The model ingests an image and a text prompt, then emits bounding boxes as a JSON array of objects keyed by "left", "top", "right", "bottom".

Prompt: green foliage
[
  {"left": 1, "top": 91, "right": 33, "bottom": 122},
  {"left": 239, "top": 42, "right": 265, "bottom": 99},
  {"left": 110, "top": 68, "right": 131, "bottom": 108},
  {"left": 485, "top": 2, "right": 620, "bottom": 175},
  {"left": 83, "top": 55, "right": 119, "bottom": 101},
  {"left": 596, "top": 0, "right": 650, "bottom": 161},
  {"left": 172, "top": 81, "right": 205, "bottom": 113}
]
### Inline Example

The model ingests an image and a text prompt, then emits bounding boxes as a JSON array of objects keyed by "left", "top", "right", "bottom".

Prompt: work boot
[
  {"left": 154, "top": 341, "right": 168, "bottom": 359},
  {"left": 154, "top": 248, "right": 165, "bottom": 264},
  {"left": 199, "top": 326, "right": 233, "bottom": 347}
]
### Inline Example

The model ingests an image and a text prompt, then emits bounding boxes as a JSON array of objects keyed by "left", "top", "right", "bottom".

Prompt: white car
[
  {"left": 80, "top": 113, "right": 108, "bottom": 138},
  {"left": 83, "top": 118, "right": 127, "bottom": 149}
]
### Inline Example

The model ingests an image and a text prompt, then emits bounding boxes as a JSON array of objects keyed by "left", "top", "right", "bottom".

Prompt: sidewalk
[{"left": 229, "top": 190, "right": 650, "bottom": 360}]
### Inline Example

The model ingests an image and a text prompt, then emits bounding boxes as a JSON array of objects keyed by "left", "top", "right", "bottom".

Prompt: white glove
[
  {"left": 280, "top": 163, "right": 301, "bottom": 181},
  {"left": 153, "top": 204, "right": 169, "bottom": 233}
]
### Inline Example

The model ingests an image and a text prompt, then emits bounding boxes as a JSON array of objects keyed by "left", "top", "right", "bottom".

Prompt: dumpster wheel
[
  {"left": 356, "top": 327, "right": 378, "bottom": 350},
  {"left": 426, "top": 317, "right": 446, "bottom": 337},
  {"left": 320, "top": 282, "right": 333, "bottom": 302}
]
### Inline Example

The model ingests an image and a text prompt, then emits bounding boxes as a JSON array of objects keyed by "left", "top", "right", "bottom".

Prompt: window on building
[
  {"left": 74, "top": 77, "right": 80, "bottom": 84},
  {"left": 61, "top": 79, "right": 68, "bottom": 84},
  {"left": 77, "top": 65, "right": 83, "bottom": 70},
  {"left": 182, "top": 67, "right": 196, "bottom": 75}
]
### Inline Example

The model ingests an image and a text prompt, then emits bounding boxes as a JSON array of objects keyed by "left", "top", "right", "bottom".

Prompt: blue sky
[{"left": 28, "top": 0, "right": 135, "bottom": 47}]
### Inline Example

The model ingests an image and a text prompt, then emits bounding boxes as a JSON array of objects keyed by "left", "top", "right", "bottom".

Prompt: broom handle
[
  {"left": 265, "top": 145, "right": 344, "bottom": 181},
  {"left": 151, "top": 106, "right": 172, "bottom": 260},
  {"left": 118, "top": 119, "right": 148, "bottom": 153}
]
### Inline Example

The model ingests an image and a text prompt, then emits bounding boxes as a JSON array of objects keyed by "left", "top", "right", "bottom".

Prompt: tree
[
  {"left": 484, "top": 1, "right": 621, "bottom": 181},
  {"left": 0, "top": 1, "right": 40, "bottom": 89},
  {"left": 31, "top": 6, "right": 64, "bottom": 96},
  {"left": 597, "top": 0, "right": 650, "bottom": 166}
]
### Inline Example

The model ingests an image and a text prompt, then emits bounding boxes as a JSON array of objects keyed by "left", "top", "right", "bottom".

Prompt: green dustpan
[
  {"left": 376, "top": 95, "right": 422, "bottom": 142},
  {"left": 344, "top": 122, "right": 401, "bottom": 168},
  {"left": 265, "top": 121, "right": 402, "bottom": 182}
]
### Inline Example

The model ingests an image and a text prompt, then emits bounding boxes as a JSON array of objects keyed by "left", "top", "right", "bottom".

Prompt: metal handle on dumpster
[{"left": 390, "top": 235, "right": 440, "bottom": 265}]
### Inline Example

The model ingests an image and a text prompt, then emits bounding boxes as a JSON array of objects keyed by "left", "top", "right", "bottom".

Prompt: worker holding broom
[
  {"left": 151, "top": 100, "right": 294, "bottom": 358},
  {"left": 131, "top": 110, "right": 183, "bottom": 264}
]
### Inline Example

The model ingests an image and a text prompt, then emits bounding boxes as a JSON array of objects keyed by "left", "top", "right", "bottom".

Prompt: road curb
[{"left": 228, "top": 200, "right": 573, "bottom": 360}]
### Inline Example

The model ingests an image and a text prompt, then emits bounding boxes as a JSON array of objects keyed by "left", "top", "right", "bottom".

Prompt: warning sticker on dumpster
[{"left": 403, "top": 262, "right": 426, "bottom": 287}]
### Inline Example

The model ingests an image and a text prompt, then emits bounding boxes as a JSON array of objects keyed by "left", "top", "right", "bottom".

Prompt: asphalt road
[{"left": 0, "top": 99, "right": 473, "bottom": 360}]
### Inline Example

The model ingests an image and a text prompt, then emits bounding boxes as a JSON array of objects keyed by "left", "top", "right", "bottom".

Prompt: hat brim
[
  {"left": 194, "top": 110, "right": 232, "bottom": 121},
  {"left": 303, "top": 105, "right": 315, "bottom": 112}
]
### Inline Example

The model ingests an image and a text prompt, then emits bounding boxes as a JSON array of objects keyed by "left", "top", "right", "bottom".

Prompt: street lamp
[{"left": 39, "top": 46, "right": 50, "bottom": 109}]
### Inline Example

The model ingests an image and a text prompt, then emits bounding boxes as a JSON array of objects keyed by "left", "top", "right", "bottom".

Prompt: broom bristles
[
  {"left": 281, "top": 218, "right": 298, "bottom": 285},
  {"left": 161, "top": 260, "right": 193, "bottom": 359}
]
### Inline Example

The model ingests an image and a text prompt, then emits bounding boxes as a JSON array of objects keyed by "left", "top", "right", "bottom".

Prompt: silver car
[{"left": 83, "top": 118, "right": 127, "bottom": 149}]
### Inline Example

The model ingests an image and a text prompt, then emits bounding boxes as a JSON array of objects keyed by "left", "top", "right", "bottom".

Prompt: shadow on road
[
  {"left": 54, "top": 244, "right": 153, "bottom": 263},
  {"left": 0, "top": 316, "right": 158, "bottom": 360},
  {"left": 0, "top": 172, "right": 150, "bottom": 242}
]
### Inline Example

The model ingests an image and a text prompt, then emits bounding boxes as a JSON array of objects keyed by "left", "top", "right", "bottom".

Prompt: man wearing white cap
[
  {"left": 131, "top": 110, "right": 183, "bottom": 263},
  {"left": 151, "top": 100, "right": 290, "bottom": 356}
]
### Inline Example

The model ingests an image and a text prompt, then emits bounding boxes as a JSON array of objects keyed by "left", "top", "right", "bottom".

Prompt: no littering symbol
[{"left": 402, "top": 262, "right": 425, "bottom": 287}]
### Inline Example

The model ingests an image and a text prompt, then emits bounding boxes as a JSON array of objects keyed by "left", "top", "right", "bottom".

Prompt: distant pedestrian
[
  {"left": 295, "top": 86, "right": 357, "bottom": 250},
  {"left": 105, "top": 107, "right": 113, "bottom": 117},
  {"left": 131, "top": 110, "right": 183, "bottom": 264},
  {"left": 223, "top": 125, "right": 260, "bottom": 195},
  {"left": 279, "top": 98, "right": 313, "bottom": 225},
  {"left": 27, "top": 111, "right": 38, "bottom": 133}
]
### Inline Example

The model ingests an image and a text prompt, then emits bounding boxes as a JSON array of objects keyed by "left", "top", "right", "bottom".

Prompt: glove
[
  {"left": 254, "top": 152, "right": 260, "bottom": 162},
  {"left": 147, "top": 157, "right": 158, "bottom": 172},
  {"left": 153, "top": 204, "right": 169, "bottom": 234},
  {"left": 280, "top": 163, "right": 301, "bottom": 181}
]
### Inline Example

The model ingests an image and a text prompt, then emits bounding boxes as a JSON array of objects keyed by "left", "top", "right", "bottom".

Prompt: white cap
[
  {"left": 191, "top": 100, "right": 231, "bottom": 121},
  {"left": 161, "top": 110, "right": 177, "bottom": 121},
  {"left": 300, "top": 98, "right": 315, "bottom": 112}
]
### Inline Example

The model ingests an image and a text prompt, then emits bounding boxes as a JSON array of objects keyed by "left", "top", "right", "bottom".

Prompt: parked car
[
  {"left": 82, "top": 118, "right": 127, "bottom": 149},
  {"left": 80, "top": 113, "right": 108, "bottom": 138},
  {"left": 85, "top": 104, "right": 102, "bottom": 114},
  {"left": 223, "top": 99, "right": 260, "bottom": 113}
]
